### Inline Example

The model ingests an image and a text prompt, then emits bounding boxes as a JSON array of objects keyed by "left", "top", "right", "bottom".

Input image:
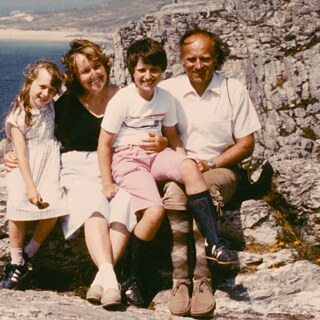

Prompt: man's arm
[
  {"left": 199, "top": 133, "right": 255, "bottom": 172},
  {"left": 97, "top": 128, "right": 118, "bottom": 199}
]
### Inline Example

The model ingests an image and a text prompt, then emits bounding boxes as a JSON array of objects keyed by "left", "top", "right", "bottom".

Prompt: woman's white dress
[
  {"left": 5, "top": 102, "right": 66, "bottom": 221},
  {"left": 60, "top": 151, "right": 136, "bottom": 239}
]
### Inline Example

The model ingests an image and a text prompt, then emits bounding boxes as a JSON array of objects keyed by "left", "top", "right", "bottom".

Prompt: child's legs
[
  {"left": 116, "top": 167, "right": 163, "bottom": 215},
  {"left": 179, "top": 159, "right": 208, "bottom": 195},
  {"left": 151, "top": 151, "right": 208, "bottom": 195},
  {"left": 121, "top": 170, "right": 165, "bottom": 241},
  {"left": 32, "top": 217, "right": 57, "bottom": 244},
  {"left": 8, "top": 220, "right": 25, "bottom": 264},
  {"left": 134, "top": 206, "right": 165, "bottom": 241},
  {"left": 8, "top": 220, "right": 25, "bottom": 248},
  {"left": 150, "top": 148, "right": 186, "bottom": 183}
]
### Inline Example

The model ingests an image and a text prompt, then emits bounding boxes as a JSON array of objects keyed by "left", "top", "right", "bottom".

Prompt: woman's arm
[
  {"left": 97, "top": 128, "right": 118, "bottom": 199},
  {"left": 10, "top": 126, "right": 42, "bottom": 206},
  {"left": 162, "top": 125, "right": 187, "bottom": 155}
]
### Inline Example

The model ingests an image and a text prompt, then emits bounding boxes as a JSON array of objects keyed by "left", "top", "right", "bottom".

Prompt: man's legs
[
  {"left": 191, "top": 221, "right": 215, "bottom": 318},
  {"left": 166, "top": 209, "right": 192, "bottom": 316},
  {"left": 163, "top": 167, "right": 239, "bottom": 316}
]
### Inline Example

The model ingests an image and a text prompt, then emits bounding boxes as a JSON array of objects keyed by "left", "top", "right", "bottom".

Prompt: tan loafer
[
  {"left": 101, "top": 287, "right": 122, "bottom": 309},
  {"left": 169, "top": 279, "right": 192, "bottom": 316},
  {"left": 191, "top": 278, "right": 216, "bottom": 318},
  {"left": 86, "top": 285, "right": 103, "bottom": 304}
]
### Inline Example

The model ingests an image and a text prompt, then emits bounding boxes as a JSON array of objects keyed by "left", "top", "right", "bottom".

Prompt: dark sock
[
  {"left": 130, "top": 233, "right": 151, "bottom": 279},
  {"left": 187, "top": 190, "right": 220, "bottom": 245}
]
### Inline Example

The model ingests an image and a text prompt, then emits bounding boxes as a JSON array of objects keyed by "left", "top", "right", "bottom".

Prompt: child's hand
[
  {"left": 140, "top": 133, "right": 168, "bottom": 154},
  {"left": 28, "top": 188, "right": 50, "bottom": 209},
  {"left": 28, "top": 187, "right": 41, "bottom": 205},
  {"left": 102, "top": 183, "right": 119, "bottom": 200}
]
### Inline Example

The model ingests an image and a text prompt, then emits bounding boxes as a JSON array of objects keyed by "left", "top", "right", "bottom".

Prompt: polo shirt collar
[{"left": 182, "top": 72, "right": 223, "bottom": 97}]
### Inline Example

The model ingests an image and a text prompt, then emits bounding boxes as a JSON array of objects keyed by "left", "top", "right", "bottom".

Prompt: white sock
[
  {"left": 24, "top": 239, "right": 41, "bottom": 259},
  {"left": 10, "top": 247, "right": 24, "bottom": 265},
  {"left": 99, "top": 262, "right": 119, "bottom": 292},
  {"left": 91, "top": 270, "right": 103, "bottom": 288}
]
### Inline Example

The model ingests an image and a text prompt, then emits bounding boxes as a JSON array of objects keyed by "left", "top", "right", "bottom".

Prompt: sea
[{"left": 0, "top": 40, "right": 70, "bottom": 138}]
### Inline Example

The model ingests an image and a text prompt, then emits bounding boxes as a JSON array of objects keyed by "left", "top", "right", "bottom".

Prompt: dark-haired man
[{"left": 159, "top": 29, "right": 261, "bottom": 318}]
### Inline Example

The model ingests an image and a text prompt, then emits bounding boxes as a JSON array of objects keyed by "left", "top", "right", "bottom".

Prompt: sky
[{"left": 0, "top": 0, "right": 103, "bottom": 16}]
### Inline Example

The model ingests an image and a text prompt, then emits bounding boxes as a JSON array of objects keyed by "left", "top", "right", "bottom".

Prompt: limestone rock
[
  {"left": 110, "top": 0, "right": 320, "bottom": 170},
  {"left": 1, "top": 1, "right": 320, "bottom": 319},
  {"left": 271, "top": 159, "right": 320, "bottom": 244}
]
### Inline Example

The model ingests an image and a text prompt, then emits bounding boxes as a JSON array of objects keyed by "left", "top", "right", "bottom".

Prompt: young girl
[{"left": 0, "top": 60, "right": 66, "bottom": 289}]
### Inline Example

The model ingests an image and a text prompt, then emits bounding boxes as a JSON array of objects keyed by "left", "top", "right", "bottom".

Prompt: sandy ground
[{"left": 0, "top": 28, "right": 111, "bottom": 43}]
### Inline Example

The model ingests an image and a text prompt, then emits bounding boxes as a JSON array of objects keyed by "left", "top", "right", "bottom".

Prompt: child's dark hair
[
  {"left": 126, "top": 38, "right": 167, "bottom": 80},
  {"left": 61, "top": 39, "right": 112, "bottom": 95},
  {"left": 179, "top": 27, "right": 230, "bottom": 70},
  {"left": 10, "top": 60, "right": 62, "bottom": 127}
]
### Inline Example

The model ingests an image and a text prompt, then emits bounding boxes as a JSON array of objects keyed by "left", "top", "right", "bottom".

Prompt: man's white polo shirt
[{"left": 159, "top": 72, "right": 261, "bottom": 160}]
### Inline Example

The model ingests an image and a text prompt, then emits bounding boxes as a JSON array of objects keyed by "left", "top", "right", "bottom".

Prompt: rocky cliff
[
  {"left": 111, "top": 0, "right": 320, "bottom": 166},
  {"left": 0, "top": 0, "right": 319, "bottom": 319}
]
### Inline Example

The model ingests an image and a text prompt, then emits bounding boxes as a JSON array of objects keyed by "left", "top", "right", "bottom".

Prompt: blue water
[{"left": 0, "top": 40, "right": 70, "bottom": 138}]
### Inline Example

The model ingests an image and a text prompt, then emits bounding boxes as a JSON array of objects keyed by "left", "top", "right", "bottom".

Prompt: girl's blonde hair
[{"left": 10, "top": 60, "right": 62, "bottom": 127}]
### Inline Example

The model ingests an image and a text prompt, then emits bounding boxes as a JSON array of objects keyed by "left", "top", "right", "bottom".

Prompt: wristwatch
[{"left": 207, "top": 159, "right": 216, "bottom": 169}]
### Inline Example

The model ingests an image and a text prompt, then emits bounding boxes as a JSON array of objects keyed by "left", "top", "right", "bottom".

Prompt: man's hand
[
  {"left": 140, "top": 133, "right": 168, "bottom": 154},
  {"left": 3, "top": 151, "right": 18, "bottom": 172}
]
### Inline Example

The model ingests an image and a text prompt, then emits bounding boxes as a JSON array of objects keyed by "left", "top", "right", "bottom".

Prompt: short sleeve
[
  {"left": 101, "top": 91, "right": 126, "bottom": 134},
  {"left": 160, "top": 89, "right": 178, "bottom": 128},
  {"left": 230, "top": 80, "right": 261, "bottom": 139},
  {"left": 5, "top": 110, "right": 23, "bottom": 141}
]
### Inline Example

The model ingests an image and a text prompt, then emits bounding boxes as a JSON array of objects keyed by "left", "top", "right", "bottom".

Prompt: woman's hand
[
  {"left": 3, "top": 151, "right": 18, "bottom": 172},
  {"left": 102, "top": 183, "right": 119, "bottom": 200},
  {"left": 140, "top": 133, "right": 168, "bottom": 154}
]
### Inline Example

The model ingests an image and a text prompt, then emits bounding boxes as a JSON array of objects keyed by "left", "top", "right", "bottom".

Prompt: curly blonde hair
[{"left": 61, "top": 39, "right": 112, "bottom": 95}]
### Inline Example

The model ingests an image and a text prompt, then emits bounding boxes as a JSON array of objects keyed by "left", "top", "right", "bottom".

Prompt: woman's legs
[
  {"left": 85, "top": 211, "right": 131, "bottom": 308},
  {"left": 84, "top": 212, "right": 114, "bottom": 268},
  {"left": 84, "top": 212, "right": 122, "bottom": 307},
  {"left": 110, "top": 222, "right": 131, "bottom": 264}
]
